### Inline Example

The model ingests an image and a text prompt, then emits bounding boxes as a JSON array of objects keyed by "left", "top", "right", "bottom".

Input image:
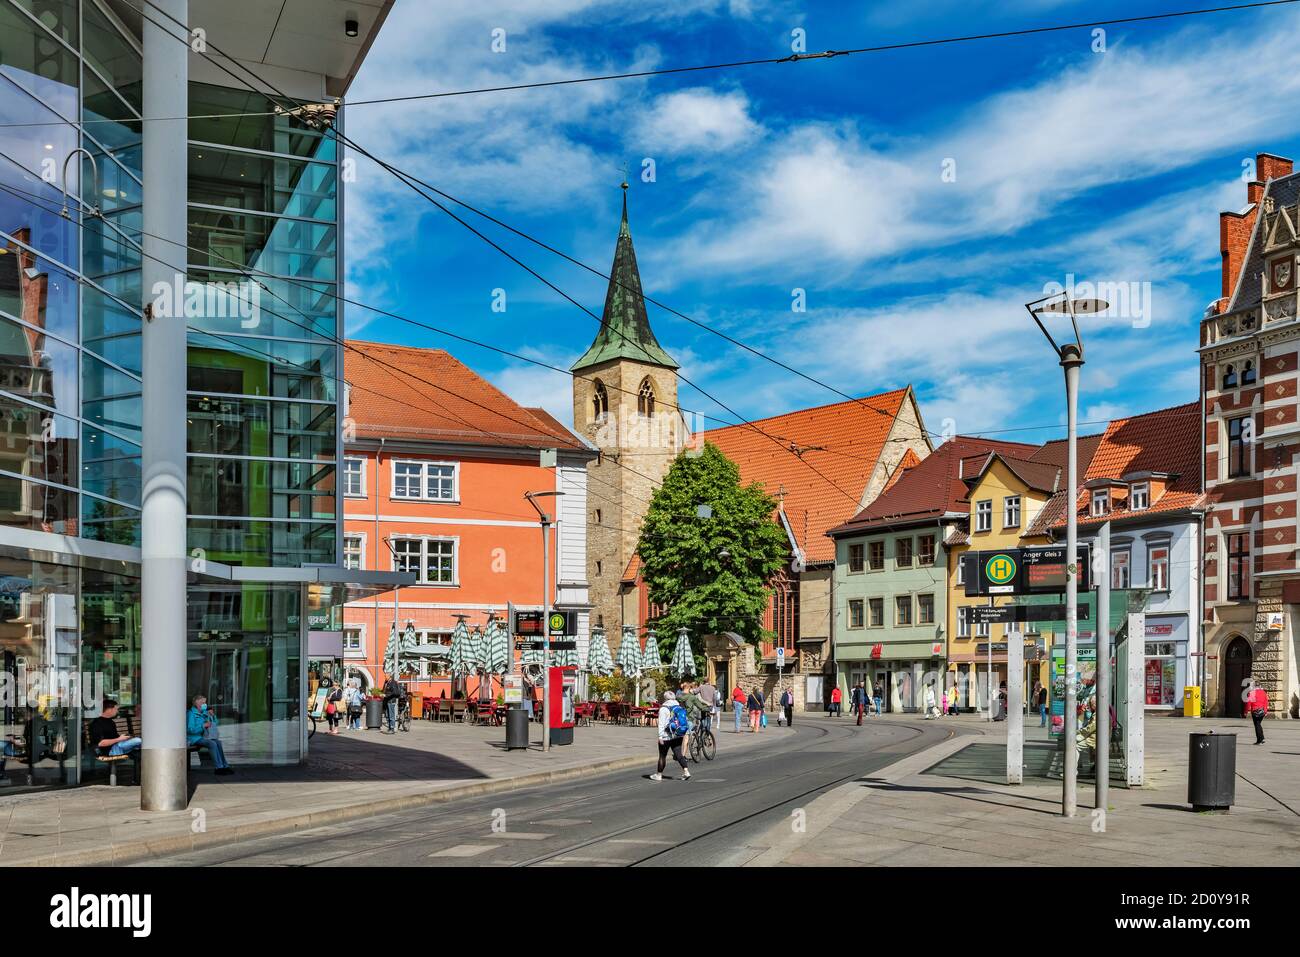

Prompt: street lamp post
[
  {"left": 525, "top": 491, "right": 563, "bottom": 752},
  {"left": 1025, "top": 292, "right": 1108, "bottom": 819}
]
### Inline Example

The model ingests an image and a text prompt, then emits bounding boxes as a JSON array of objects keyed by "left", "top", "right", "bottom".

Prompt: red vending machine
[{"left": 548, "top": 665, "right": 577, "bottom": 745}]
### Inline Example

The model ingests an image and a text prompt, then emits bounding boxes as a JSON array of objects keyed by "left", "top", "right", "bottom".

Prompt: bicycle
[{"left": 687, "top": 717, "right": 715, "bottom": 762}]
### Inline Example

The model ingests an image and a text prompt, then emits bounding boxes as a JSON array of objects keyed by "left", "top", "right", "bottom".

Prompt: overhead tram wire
[
  {"left": 131, "top": 0, "right": 881, "bottom": 513},
  {"left": 3, "top": 0, "right": 1294, "bottom": 128}
]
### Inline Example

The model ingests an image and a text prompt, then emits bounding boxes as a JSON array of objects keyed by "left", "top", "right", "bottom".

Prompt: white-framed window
[
  {"left": 391, "top": 536, "right": 458, "bottom": 585},
  {"left": 974, "top": 612, "right": 990, "bottom": 639},
  {"left": 975, "top": 500, "right": 992, "bottom": 532},
  {"left": 1111, "top": 549, "right": 1131, "bottom": 589},
  {"left": 895, "top": 595, "right": 912, "bottom": 626},
  {"left": 957, "top": 606, "right": 970, "bottom": 638},
  {"left": 1148, "top": 545, "right": 1169, "bottom": 591},
  {"left": 392, "top": 460, "right": 459, "bottom": 502},
  {"left": 1003, "top": 495, "right": 1021, "bottom": 529},
  {"left": 343, "top": 534, "right": 365, "bottom": 570},
  {"left": 344, "top": 627, "right": 365, "bottom": 657},
  {"left": 1091, "top": 490, "right": 1110, "bottom": 517},
  {"left": 956, "top": 555, "right": 966, "bottom": 585},
  {"left": 343, "top": 457, "right": 366, "bottom": 498},
  {"left": 1129, "top": 482, "right": 1149, "bottom": 511}
]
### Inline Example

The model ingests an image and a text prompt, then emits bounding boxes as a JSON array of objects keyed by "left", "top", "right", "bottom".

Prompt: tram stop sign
[
  {"left": 963, "top": 545, "right": 1091, "bottom": 597},
  {"left": 548, "top": 610, "right": 576, "bottom": 635}
]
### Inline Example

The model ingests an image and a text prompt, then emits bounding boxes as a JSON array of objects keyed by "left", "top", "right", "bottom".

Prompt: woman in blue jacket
[{"left": 187, "top": 695, "right": 235, "bottom": 774}]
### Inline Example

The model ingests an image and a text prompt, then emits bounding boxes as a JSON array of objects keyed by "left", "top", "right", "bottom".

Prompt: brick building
[{"left": 1199, "top": 151, "right": 1300, "bottom": 718}]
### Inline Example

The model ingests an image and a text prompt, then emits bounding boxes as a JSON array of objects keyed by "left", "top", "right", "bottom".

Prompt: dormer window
[
  {"left": 1129, "top": 482, "right": 1149, "bottom": 511},
  {"left": 1242, "top": 360, "right": 1256, "bottom": 386},
  {"left": 1091, "top": 489, "right": 1110, "bottom": 517},
  {"left": 1222, "top": 363, "right": 1237, "bottom": 390}
]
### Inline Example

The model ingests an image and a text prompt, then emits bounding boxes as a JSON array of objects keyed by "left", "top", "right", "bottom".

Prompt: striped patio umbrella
[
  {"left": 586, "top": 626, "right": 614, "bottom": 676},
  {"left": 448, "top": 616, "right": 472, "bottom": 677},
  {"left": 484, "top": 616, "right": 510, "bottom": 675},
  {"left": 615, "top": 625, "right": 642, "bottom": 676},
  {"left": 521, "top": 619, "right": 545, "bottom": 669},
  {"left": 641, "top": 628, "right": 663, "bottom": 670},
  {"left": 672, "top": 627, "right": 695, "bottom": 677},
  {"left": 467, "top": 625, "right": 487, "bottom": 672},
  {"left": 553, "top": 635, "right": 580, "bottom": 669}
]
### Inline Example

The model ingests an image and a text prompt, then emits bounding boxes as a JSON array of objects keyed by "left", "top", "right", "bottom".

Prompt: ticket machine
[{"left": 548, "top": 665, "right": 577, "bottom": 745}]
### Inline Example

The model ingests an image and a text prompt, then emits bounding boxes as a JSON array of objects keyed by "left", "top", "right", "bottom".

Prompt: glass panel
[
  {"left": 80, "top": 567, "right": 142, "bottom": 782},
  {"left": 187, "top": 208, "right": 336, "bottom": 280},
  {"left": 188, "top": 458, "right": 335, "bottom": 521},
  {"left": 82, "top": 0, "right": 142, "bottom": 115},
  {"left": 187, "top": 583, "right": 302, "bottom": 764},
  {"left": 11, "top": 0, "right": 79, "bottom": 46},
  {"left": 0, "top": 247, "right": 79, "bottom": 346},
  {"left": 81, "top": 423, "right": 141, "bottom": 505},
  {"left": 81, "top": 352, "right": 142, "bottom": 443},
  {"left": 0, "top": 310, "right": 79, "bottom": 417},
  {"left": 0, "top": 165, "right": 79, "bottom": 281},
  {"left": 188, "top": 270, "right": 334, "bottom": 339},
  {"left": 0, "top": 556, "right": 80, "bottom": 791},
  {"left": 189, "top": 146, "right": 336, "bottom": 221},
  {"left": 0, "top": 3, "right": 78, "bottom": 119},
  {"left": 80, "top": 494, "right": 139, "bottom": 545},
  {"left": 0, "top": 472, "right": 76, "bottom": 534},
  {"left": 81, "top": 69, "right": 141, "bottom": 154},
  {"left": 189, "top": 82, "right": 336, "bottom": 162},
  {"left": 81, "top": 212, "right": 141, "bottom": 280},
  {"left": 188, "top": 518, "right": 336, "bottom": 567},
  {"left": 186, "top": 394, "right": 335, "bottom": 460},
  {"left": 0, "top": 393, "right": 77, "bottom": 486},
  {"left": 187, "top": 333, "right": 337, "bottom": 402}
]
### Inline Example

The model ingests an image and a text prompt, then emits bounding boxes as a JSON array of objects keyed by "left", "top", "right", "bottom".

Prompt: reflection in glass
[
  {"left": 0, "top": 473, "right": 76, "bottom": 535},
  {"left": 82, "top": 0, "right": 143, "bottom": 115},
  {"left": 80, "top": 495, "right": 139, "bottom": 546},
  {"left": 81, "top": 352, "right": 142, "bottom": 443},
  {"left": 0, "top": 3, "right": 78, "bottom": 120},
  {"left": 187, "top": 394, "right": 336, "bottom": 460},
  {"left": 0, "top": 394, "right": 77, "bottom": 488},
  {"left": 187, "top": 269, "right": 335, "bottom": 339},
  {"left": 80, "top": 566, "right": 141, "bottom": 780},
  {"left": 187, "top": 209, "right": 336, "bottom": 281},
  {"left": 81, "top": 423, "right": 141, "bottom": 505},
  {"left": 0, "top": 557, "right": 80, "bottom": 791},
  {"left": 189, "top": 458, "right": 335, "bottom": 520},
  {"left": 187, "top": 583, "right": 302, "bottom": 764},
  {"left": 0, "top": 311, "right": 79, "bottom": 419},
  {"left": 189, "top": 146, "right": 336, "bottom": 221},
  {"left": 188, "top": 518, "right": 336, "bottom": 567},
  {"left": 187, "top": 335, "right": 337, "bottom": 402},
  {"left": 189, "top": 82, "right": 336, "bottom": 162},
  {"left": 0, "top": 242, "right": 79, "bottom": 348},
  {"left": 10, "top": 0, "right": 79, "bottom": 47}
]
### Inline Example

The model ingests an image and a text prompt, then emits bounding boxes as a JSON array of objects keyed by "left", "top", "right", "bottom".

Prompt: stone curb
[{"left": 2, "top": 752, "right": 660, "bottom": 868}]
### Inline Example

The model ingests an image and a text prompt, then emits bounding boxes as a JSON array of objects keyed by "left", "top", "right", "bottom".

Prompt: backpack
[{"left": 666, "top": 704, "right": 690, "bottom": 737}]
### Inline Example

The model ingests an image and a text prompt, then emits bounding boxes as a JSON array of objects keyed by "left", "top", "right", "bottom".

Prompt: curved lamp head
[{"left": 1025, "top": 294, "right": 1110, "bottom": 365}]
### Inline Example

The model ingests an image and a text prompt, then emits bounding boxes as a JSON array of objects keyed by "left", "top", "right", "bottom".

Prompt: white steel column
[{"left": 139, "top": 0, "right": 189, "bottom": 811}]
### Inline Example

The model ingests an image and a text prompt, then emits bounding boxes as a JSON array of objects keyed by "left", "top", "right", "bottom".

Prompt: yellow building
[{"left": 944, "top": 438, "right": 1101, "bottom": 710}]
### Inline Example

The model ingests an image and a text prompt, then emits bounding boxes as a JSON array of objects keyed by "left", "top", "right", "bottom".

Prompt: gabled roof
[
  {"left": 1047, "top": 400, "right": 1203, "bottom": 531},
  {"left": 828, "top": 436, "right": 1039, "bottom": 536},
  {"left": 1028, "top": 433, "right": 1104, "bottom": 471},
  {"left": 1228, "top": 170, "right": 1300, "bottom": 312},
  {"left": 965, "top": 452, "right": 1062, "bottom": 495},
  {"left": 701, "top": 387, "right": 925, "bottom": 563},
  {"left": 346, "top": 340, "right": 585, "bottom": 450},
  {"left": 571, "top": 189, "right": 677, "bottom": 372}
]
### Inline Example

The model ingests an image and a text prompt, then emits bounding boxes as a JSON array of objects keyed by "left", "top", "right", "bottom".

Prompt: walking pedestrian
[
  {"left": 940, "top": 687, "right": 948, "bottom": 719},
  {"left": 1247, "top": 679, "right": 1268, "bottom": 744},
  {"left": 1036, "top": 683, "right": 1048, "bottom": 727},
  {"left": 325, "top": 685, "right": 343, "bottom": 734},
  {"left": 852, "top": 681, "right": 865, "bottom": 726},
  {"left": 747, "top": 687, "right": 765, "bottom": 732},
  {"left": 830, "top": 685, "right": 842, "bottom": 718},
  {"left": 781, "top": 686, "right": 794, "bottom": 727},
  {"left": 650, "top": 691, "right": 691, "bottom": 781},
  {"left": 923, "top": 681, "right": 938, "bottom": 719},
  {"left": 698, "top": 678, "right": 717, "bottom": 734},
  {"left": 732, "top": 684, "right": 746, "bottom": 733},
  {"left": 873, "top": 680, "right": 883, "bottom": 716},
  {"left": 382, "top": 675, "right": 401, "bottom": 733}
]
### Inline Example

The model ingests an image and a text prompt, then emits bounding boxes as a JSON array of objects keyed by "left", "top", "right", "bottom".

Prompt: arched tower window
[
  {"left": 592, "top": 379, "right": 608, "bottom": 420},
  {"left": 637, "top": 377, "right": 656, "bottom": 417},
  {"left": 1222, "top": 363, "right": 1237, "bottom": 390},
  {"left": 1242, "top": 360, "right": 1256, "bottom": 386}
]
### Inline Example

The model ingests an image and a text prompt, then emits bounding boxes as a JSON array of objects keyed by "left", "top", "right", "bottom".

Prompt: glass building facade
[{"left": 0, "top": 0, "right": 345, "bottom": 790}]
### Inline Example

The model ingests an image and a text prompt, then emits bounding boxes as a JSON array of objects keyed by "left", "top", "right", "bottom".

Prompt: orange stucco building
[{"left": 340, "top": 340, "right": 596, "bottom": 698}]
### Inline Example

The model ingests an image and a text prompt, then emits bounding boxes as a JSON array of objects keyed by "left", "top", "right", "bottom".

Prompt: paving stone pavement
[
  {"left": 746, "top": 714, "right": 1300, "bottom": 867},
  {"left": 0, "top": 714, "right": 779, "bottom": 866}
]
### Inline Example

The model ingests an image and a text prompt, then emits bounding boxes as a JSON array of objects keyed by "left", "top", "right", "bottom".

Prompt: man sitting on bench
[
  {"left": 89, "top": 698, "right": 141, "bottom": 763},
  {"left": 186, "top": 695, "right": 234, "bottom": 775}
]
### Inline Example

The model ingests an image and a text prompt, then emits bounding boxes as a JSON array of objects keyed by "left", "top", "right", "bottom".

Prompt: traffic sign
[
  {"left": 548, "top": 610, "right": 576, "bottom": 635},
  {"left": 968, "top": 603, "right": 1090, "bottom": 624},
  {"left": 963, "top": 545, "right": 1091, "bottom": 597},
  {"left": 515, "top": 640, "right": 546, "bottom": 651},
  {"left": 983, "top": 552, "right": 1019, "bottom": 593},
  {"left": 776, "top": 647, "right": 785, "bottom": 669}
]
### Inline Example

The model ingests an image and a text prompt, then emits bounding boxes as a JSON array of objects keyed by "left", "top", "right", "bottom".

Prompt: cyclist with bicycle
[
  {"left": 381, "top": 676, "right": 403, "bottom": 734},
  {"left": 678, "top": 682, "right": 716, "bottom": 763}
]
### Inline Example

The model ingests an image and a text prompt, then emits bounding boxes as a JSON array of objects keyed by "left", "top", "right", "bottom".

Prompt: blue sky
[{"left": 342, "top": 0, "right": 1300, "bottom": 444}]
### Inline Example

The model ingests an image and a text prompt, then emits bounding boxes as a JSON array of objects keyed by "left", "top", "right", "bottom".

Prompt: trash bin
[
  {"left": 1183, "top": 685, "right": 1202, "bottom": 718},
  {"left": 1188, "top": 731, "right": 1236, "bottom": 811},
  {"left": 505, "top": 706, "right": 530, "bottom": 750},
  {"left": 365, "top": 697, "right": 383, "bottom": 730}
]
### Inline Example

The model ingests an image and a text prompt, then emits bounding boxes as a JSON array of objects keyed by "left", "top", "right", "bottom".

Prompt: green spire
[{"left": 571, "top": 185, "right": 678, "bottom": 372}]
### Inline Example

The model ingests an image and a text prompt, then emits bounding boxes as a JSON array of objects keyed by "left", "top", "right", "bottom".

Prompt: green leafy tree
[{"left": 637, "top": 442, "right": 789, "bottom": 647}]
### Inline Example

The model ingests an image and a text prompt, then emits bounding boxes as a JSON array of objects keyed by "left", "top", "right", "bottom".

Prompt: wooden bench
[{"left": 85, "top": 711, "right": 206, "bottom": 786}]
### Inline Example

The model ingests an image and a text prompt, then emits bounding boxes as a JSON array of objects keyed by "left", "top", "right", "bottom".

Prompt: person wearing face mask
[{"left": 186, "top": 694, "right": 235, "bottom": 775}]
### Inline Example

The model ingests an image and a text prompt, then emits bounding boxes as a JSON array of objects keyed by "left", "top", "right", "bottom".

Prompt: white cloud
[{"left": 634, "top": 88, "right": 763, "bottom": 153}]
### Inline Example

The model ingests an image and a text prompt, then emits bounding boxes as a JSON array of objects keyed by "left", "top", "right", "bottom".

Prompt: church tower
[{"left": 572, "top": 185, "right": 682, "bottom": 634}]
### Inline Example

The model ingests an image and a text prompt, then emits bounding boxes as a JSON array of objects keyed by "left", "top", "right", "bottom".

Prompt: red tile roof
[
  {"left": 700, "top": 388, "right": 919, "bottom": 563},
  {"left": 345, "top": 340, "right": 586, "bottom": 450},
  {"left": 1052, "top": 400, "right": 1203, "bottom": 530},
  {"left": 828, "top": 436, "right": 1040, "bottom": 535}
]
